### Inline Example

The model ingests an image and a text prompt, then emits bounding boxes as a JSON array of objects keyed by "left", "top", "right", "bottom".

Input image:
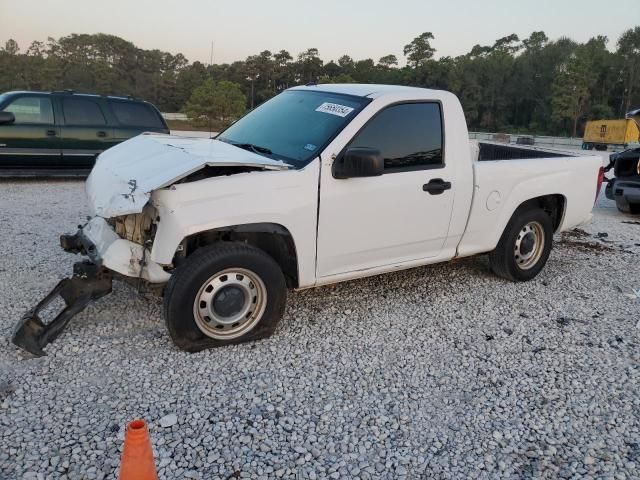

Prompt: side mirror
[
  {"left": 0, "top": 111, "right": 15, "bottom": 125},
  {"left": 332, "top": 147, "right": 384, "bottom": 179}
]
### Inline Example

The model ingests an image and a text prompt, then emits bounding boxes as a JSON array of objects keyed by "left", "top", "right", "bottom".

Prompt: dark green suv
[{"left": 0, "top": 90, "right": 169, "bottom": 175}]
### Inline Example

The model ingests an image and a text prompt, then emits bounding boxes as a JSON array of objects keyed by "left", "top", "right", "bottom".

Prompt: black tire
[
  {"left": 163, "top": 242, "right": 287, "bottom": 352},
  {"left": 615, "top": 197, "right": 640, "bottom": 214},
  {"left": 615, "top": 197, "right": 631, "bottom": 213},
  {"left": 489, "top": 207, "right": 553, "bottom": 281}
]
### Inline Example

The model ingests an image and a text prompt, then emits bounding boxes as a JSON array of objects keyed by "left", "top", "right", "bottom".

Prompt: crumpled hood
[{"left": 86, "top": 133, "right": 291, "bottom": 217}]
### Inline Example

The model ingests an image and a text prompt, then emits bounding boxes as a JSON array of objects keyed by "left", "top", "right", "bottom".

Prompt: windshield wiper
[{"left": 231, "top": 142, "right": 273, "bottom": 155}]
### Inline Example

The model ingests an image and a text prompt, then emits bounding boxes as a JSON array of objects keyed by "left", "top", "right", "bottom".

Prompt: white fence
[{"left": 162, "top": 112, "right": 188, "bottom": 121}]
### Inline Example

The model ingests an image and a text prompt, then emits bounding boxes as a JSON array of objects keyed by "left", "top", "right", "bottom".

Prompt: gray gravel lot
[{"left": 0, "top": 179, "right": 639, "bottom": 480}]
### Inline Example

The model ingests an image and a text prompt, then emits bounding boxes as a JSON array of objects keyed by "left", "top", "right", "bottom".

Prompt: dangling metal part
[{"left": 11, "top": 261, "right": 112, "bottom": 356}]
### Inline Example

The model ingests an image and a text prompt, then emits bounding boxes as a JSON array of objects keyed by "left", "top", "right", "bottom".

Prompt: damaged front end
[
  {"left": 11, "top": 133, "right": 292, "bottom": 356},
  {"left": 12, "top": 209, "right": 168, "bottom": 357}
]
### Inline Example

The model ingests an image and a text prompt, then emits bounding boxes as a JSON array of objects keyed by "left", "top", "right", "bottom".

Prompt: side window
[
  {"left": 62, "top": 97, "right": 106, "bottom": 125},
  {"left": 2, "top": 96, "right": 54, "bottom": 124},
  {"left": 349, "top": 103, "right": 444, "bottom": 172},
  {"left": 110, "top": 101, "right": 163, "bottom": 128}
]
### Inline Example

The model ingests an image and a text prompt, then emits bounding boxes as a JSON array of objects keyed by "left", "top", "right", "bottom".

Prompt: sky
[{"left": 1, "top": 0, "right": 639, "bottom": 65}]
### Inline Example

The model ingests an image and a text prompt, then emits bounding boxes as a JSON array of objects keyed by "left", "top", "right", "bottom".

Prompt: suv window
[
  {"left": 349, "top": 102, "right": 443, "bottom": 171},
  {"left": 110, "top": 101, "right": 163, "bottom": 128},
  {"left": 3, "top": 96, "right": 54, "bottom": 124},
  {"left": 62, "top": 97, "right": 106, "bottom": 125}
]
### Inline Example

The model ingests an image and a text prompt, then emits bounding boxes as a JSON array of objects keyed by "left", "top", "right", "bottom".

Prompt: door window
[
  {"left": 349, "top": 102, "right": 444, "bottom": 172},
  {"left": 110, "top": 101, "right": 164, "bottom": 128},
  {"left": 3, "top": 96, "right": 54, "bottom": 124},
  {"left": 62, "top": 97, "right": 107, "bottom": 125}
]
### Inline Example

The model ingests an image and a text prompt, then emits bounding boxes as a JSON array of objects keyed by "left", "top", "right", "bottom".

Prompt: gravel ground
[{"left": 0, "top": 180, "right": 639, "bottom": 480}]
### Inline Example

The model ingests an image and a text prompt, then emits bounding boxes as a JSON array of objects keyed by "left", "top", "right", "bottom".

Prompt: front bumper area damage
[
  {"left": 71, "top": 216, "right": 171, "bottom": 284},
  {"left": 12, "top": 216, "right": 171, "bottom": 356},
  {"left": 12, "top": 261, "right": 112, "bottom": 356}
]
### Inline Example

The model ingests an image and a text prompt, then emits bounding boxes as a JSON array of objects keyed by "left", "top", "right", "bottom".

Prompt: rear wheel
[
  {"left": 489, "top": 207, "right": 553, "bottom": 281},
  {"left": 164, "top": 242, "right": 287, "bottom": 352}
]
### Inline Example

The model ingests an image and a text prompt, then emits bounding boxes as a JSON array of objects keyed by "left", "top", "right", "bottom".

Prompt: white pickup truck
[{"left": 13, "top": 84, "right": 605, "bottom": 355}]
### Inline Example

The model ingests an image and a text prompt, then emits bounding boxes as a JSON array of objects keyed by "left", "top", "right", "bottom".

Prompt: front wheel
[
  {"left": 163, "top": 242, "right": 287, "bottom": 352},
  {"left": 489, "top": 207, "right": 553, "bottom": 281}
]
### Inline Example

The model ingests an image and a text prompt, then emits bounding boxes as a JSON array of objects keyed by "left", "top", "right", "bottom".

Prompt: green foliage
[
  {"left": 551, "top": 51, "right": 591, "bottom": 136},
  {"left": 1, "top": 27, "right": 640, "bottom": 136},
  {"left": 403, "top": 32, "right": 435, "bottom": 67},
  {"left": 378, "top": 55, "right": 398, "bottom": 68},
  {"left": 588, "top": 103, "right": 614, "bottom": 119},
  {"left": 318, "top": 73, "right": 356, "bottom": 84},
  {"left": 183, "top": 79, "right": 246, "bottom": 127},
  {"left": 617, "top": 27, "right": 640, "bottom": 112}
]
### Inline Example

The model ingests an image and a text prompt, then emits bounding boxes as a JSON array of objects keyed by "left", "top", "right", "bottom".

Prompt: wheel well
[
  {"left": 516, "top": 194, "right": 566, "bottom": 232},
  {"left": 177, "top": 223, "right": 299, "bottom": 288}
]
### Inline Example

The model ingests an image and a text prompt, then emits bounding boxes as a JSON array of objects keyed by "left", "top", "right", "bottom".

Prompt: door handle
[
  {"left": 423, "top": 178, "right": 452, "bottom": 195},
  {"left": 46, "top": 130, "right": 57, "bottom": 137},
  {"left": 96, "top": 131, "right": 107, "bottom": 138}
]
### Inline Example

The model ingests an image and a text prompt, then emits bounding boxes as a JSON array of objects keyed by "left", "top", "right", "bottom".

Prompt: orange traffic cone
[{"left": 118, "top": 419, "right": 158, "bottom": 480}]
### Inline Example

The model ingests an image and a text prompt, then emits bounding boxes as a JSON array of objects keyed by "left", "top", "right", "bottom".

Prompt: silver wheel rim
[
  {"left": 193, "top": 268, "right": 267, "bottom": 340},
  {"left": 514, "top": 221, "right": 545, "bottom": 270}
]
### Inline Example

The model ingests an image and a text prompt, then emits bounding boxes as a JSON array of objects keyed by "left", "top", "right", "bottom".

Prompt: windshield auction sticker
[{"left": 315, "top": 102, "right": 354, "bottom": 117}]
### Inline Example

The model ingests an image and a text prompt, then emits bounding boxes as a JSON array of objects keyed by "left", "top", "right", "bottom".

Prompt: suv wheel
[{"left": 164, "top": 242, "right": 287, "bottom": 352}]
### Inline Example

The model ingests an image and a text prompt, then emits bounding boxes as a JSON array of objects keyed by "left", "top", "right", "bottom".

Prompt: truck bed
[{"left": 476, "top": 142, "right": 572, "bottom": 161}]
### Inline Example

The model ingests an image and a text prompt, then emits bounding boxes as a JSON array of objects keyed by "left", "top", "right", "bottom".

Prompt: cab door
[
  {"left": 0, "top": 94, "right": 61, "bottom": 169},
  {"left": 59, "top": 96, "right": 114, "bottom": 169},
  {"left": 316, "top": 102, "right": 455, "bottom": 278}
]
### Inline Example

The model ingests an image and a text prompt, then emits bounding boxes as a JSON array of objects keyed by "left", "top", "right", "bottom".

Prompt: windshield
[{"left": 218, "top": 90, "right": 369, "bottom": 167}]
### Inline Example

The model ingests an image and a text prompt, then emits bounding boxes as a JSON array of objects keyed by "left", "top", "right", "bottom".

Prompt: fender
[{"left": 148, "top": 161, "right": 320, "bottom": 287}]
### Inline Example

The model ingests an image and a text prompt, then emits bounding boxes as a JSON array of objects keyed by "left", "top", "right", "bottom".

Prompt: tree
[
  {"left": 274, "top": 49, "right": 292, "bottom": 66},
  {"left": 3, "top": 27, "right": 640, "bottom": 135},
  {"left": 378, "top": 54, "right": 398, "bottom": 68},
  {"left": 273, "top": 50, "right": 294, "bottom": 90},
  {"left": 523, "top": 31, "right": 548, "bottom": 52},
  {"left": 492, "top": 34, "right": 521, "bottom": 55},
  {"left": 617, "top": 27, "right": 640, "bottom": 113},
  {"left": 297, "top": 48, "right": 323, "bottom": 82},
  {"left": 3, "top": 39, "right": 19, "bottom": 55},
  {"left": 337, "top": 55, "right": 355, "bottom": 71},
  {"left": 551, "top": 50, "right": 591, "bottom": 136},
  {"left": 183, "top": 79, "right": 246, "bottom": 127},
  {"left": 587, "top": 103, "right": 614, "bottom": 119},
  {"left": 244, "top": 55, "right": 260, "bottom": 108},
  {"left": 318, "top": 73, "right": 356, "bottom": 84},
  {"left": 403, "top": 32, "right": 435, "bottom": 67}
]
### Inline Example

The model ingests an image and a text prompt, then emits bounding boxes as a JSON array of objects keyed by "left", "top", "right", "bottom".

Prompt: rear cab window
[
  {"left": 2, "top": 96, "right": 54, "bottom": 124},
  {"left": 349, "top": 102, "right": 444, "bottom": 172},
  {"left": 109, "top": 100, "right": 165, "bottom": 128}
]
